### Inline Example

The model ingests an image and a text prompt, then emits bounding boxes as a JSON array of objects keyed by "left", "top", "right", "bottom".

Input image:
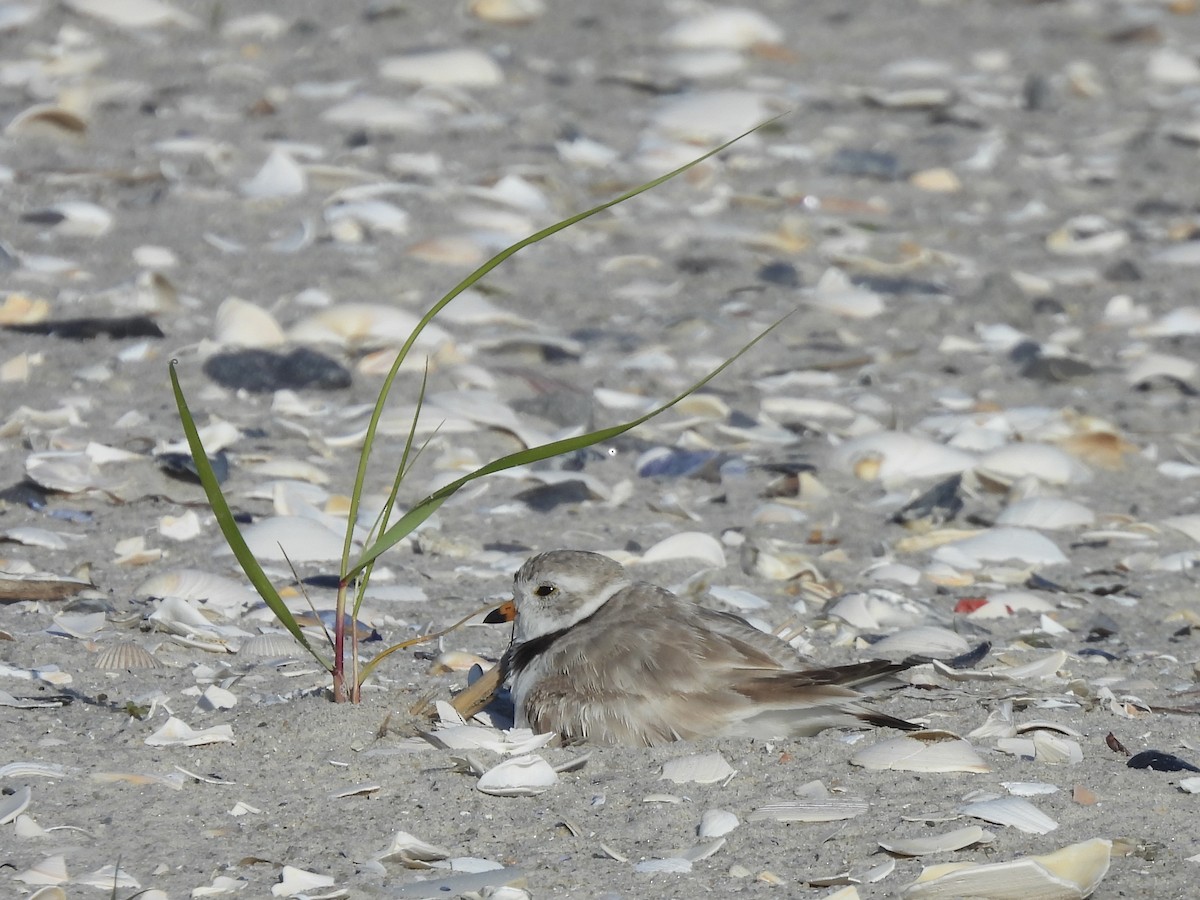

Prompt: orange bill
[{"left": 484, "top": 599, "right": 516, "bottom": 624}]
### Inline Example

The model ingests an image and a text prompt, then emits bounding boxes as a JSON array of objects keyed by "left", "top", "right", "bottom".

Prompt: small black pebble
[
  {"left": 757, "top": 261, "right": 800, "bottom": 287},
  {"left": 203, "top": 347, "right": 352, "bottom": 393}
]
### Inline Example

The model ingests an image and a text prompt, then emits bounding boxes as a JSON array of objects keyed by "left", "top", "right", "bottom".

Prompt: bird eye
[{"left": 534, "top": 584, "right": 555, "bottom": 597}]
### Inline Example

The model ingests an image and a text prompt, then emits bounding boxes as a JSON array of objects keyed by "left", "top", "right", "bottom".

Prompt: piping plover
[{"left": 485, "top": 549, "right": 919, "bottom": 746}]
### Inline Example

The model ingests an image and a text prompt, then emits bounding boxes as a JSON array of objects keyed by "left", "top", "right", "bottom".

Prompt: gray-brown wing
[{"left": 522, "top": 585, "right": 789, "bottom": 744}]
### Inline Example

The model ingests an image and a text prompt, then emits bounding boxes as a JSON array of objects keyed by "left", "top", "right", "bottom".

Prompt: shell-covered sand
[{"left": 3, "top": 1, "right": 1200, "bottom": 897}]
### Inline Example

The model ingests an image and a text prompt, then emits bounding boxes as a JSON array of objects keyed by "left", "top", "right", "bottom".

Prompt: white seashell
[
  {"left": 639, "top": 532, "right": 726, "bottom": 568},
  {"left": 932, "top": 527, "right": 1068, "bottom": 568},
  {"left": 322, "top": 95, "right": 434, "bottom": 132},
  {"left": 996, "top": 497, "right": 1095, "bottom": 530},
  {"left": 289, "top": 303, "right": 449, "bottom": 349},
  {"left": 967, "top": 590, "right": 1056, "bottom": 618},
  {"left": 74, "top": 865, "right": 142, "bottom": 890},
  {"left": 380, "top": 49, "right": 503, "bottom": 87},
  {"left": 1001, "top": 782, "right": 1060, "bottom": 797},
  {"left": 1147, "top": 47, "right": 1200, "bottom": 85},
  {"left": 0, "top": 761, "right": 68, "bottom": 779},
  {"left": 136, "top": 568, "right": 258, "bottom": 614},
  {"left": 426, "top": 725, "right": 555, "bottom": 756},
  {"left": 705, "top": 585, "right": 770, "bottom": 611},
  {"left": 832, "top": 432, "right": 975, "bottom": 484},
  {"left": 238, "top": 633, "right": 302, "bottom": 660},
  {"left": 851, "top": 731, "right": 990, "bottom": 773},
  {"left": 1045, "top": 214, "right": 1128, "bottom": 256},
  {"left": 1179, "top": 777, "right": 1200, "bottom": 794},
  {"left": 635, "top": 858, "right": 693, "bottom": 874},
  {"left": 26, "top": 451, "right": 112, "bottom": 493},
  {"left": 807, "top": 268, "right": 886, "bottom": 319},
  {"left": 198, "top": 684, "right": 237, "bottom": 711},
  {"left": 3, "top": 526, "right": 67, "bottom": 549},
  {"left": 662, "top": 8, "right": 783, "bottom": 49},
  {"left": 902, "top": 838, "right": 1112, "bottom": 899},
  {"left": 13, "top": 854, "right": 67, "bottom": 885},
  {"left": 63, "top": 0, "right": 198, "bottom": 29},
  {"left": 1028, "top": 731, "right": 1083, "bottom": 765},
  {"left": 747, "top": 798, "right": 869, "bottom": 823},
  {"left": 214, "top": 297, "right": 286, "bottom": 347},
  {"left": 24, "top": 201, "right": 112, "bottom": 237},
  {"left": 1137, "top": 306, "right": 1200, "bottom": 336},
  {"left": 0, "top": 784, "right": 32, "bottom": 824},
  {"left": 870, "top": 626, "right": 970, "bottom": 659},
  {"left": 325, "top": 199, "right": 410, "bottom": 238},
  {"left": 148, "top": 596, "right": 252, "bottom": 650},
  {"left": 158, "top": 510, "right": 202, "bottom": 541},
  {"left": 698, "top": 809, "right": 739, "bottom": 838},
  {"left": 880, "top": 825, "right": 994, "bottom": 856},
  {"left": 1125, "top": 351, "right": 1197, "bottom": 386},
  {"left": 95, "top": 641, "right": 164, "bottom": 671},
  {"left": 469, "top": 0, "right": 545, "bottom": 24},
  {"left": 865, "top": 562, "right": 923, "bottom": 585},
  {"left": 240, "top": 149, "right": 307, "bottom": 199},
  {"left": 960, "top": 797, "right": 1058, "bottom": 834},
  {"left": 145, "top": 716, "right": 234, "bottom": 747},
  {"left": 49, "top": 611, "right": 106, "bottom": 638},
  {"left": 650, "top": 90, "right": 773, "bottom": 142},
  {"left": 661, "top": 752, "right": 735, "bottom": 785},
  {"left": 272, "top": 865, "right": 335, "bottom": 897},
  {"left": 976, "top": 444, "right": 1091, "bottom": 486},
  {"left": 238, "top": 515, "right": 346, "bottom": 562},
  {"left": 27, "top": 882, "right": 66, "bottom": 898},
  {"left": 374, "top": 830, "right": 452, "bottom": 865},
  {"left": 476, "top": 754, "right": 558, "bottom": 796},
  {"left": 1162, "top": 514, "right": 1200, "bottom": 544}
]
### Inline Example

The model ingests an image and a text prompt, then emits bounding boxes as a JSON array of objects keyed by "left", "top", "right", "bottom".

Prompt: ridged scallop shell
[
  {"left": 94, "top": 641, "right": 165, "bottom": 671},
  {"left": 238, "top": 633, "right": 302, "bottom": 660}
]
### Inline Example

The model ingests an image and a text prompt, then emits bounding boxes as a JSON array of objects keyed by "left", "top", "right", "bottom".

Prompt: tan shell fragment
[
  {"left": 850, "top": 731, "right": 990, "bottom": 773},
  {"left": 901, "top": 838, "right": 1112, "bottom": 899},
  {"left": 469, "top": 0, "right": 545, "bottom": 24}
]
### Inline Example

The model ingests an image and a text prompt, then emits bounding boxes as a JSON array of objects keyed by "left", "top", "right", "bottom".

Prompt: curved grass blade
[
  {"left": 338, "top": 115, "right": 785, "bottom": 580},
  {"left": 356, "top": 600, "right": 498, "bottom": 686},
  {"left": 345, "top": 310, "right": 793, "bottom": 580},
  {"left": 168, "top": 361, "right": 328, "bottom": 670}
]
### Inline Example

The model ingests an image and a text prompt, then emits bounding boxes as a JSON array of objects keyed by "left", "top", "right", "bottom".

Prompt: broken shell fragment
[
  {"left": 960, "top": 797, "right": 1058, "bottom": 834},
  {"left": 902, "top": 838, "right": 1111, "bottom": 899},
  {"left": 850, "top": 731, "right": 990, "bottom": 773},
  {"left": 880, "top": 825, "right": 994, "bottom": 857},
  {"left": 476, "top": 754, "right": 558, "bottom": 796},
  {"left": 144, "top": 716, "right": 234, "bottom": 747},
  {"left": 661, "top": 752, "right": 735, "bottom": 785},
  {"left": 698, "top": 809, "right": 739, "bottom": 838}
]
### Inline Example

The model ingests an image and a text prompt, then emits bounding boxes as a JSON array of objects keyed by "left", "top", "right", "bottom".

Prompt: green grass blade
[
  {"left": 168, "top": 361, "right": 329, "bottom": 671},
  {"left": 345, "top": 310, "right": 793, "bottom": 579},
  {"left": 338, "top": 116, "right": 784, "bottom": 583}
]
